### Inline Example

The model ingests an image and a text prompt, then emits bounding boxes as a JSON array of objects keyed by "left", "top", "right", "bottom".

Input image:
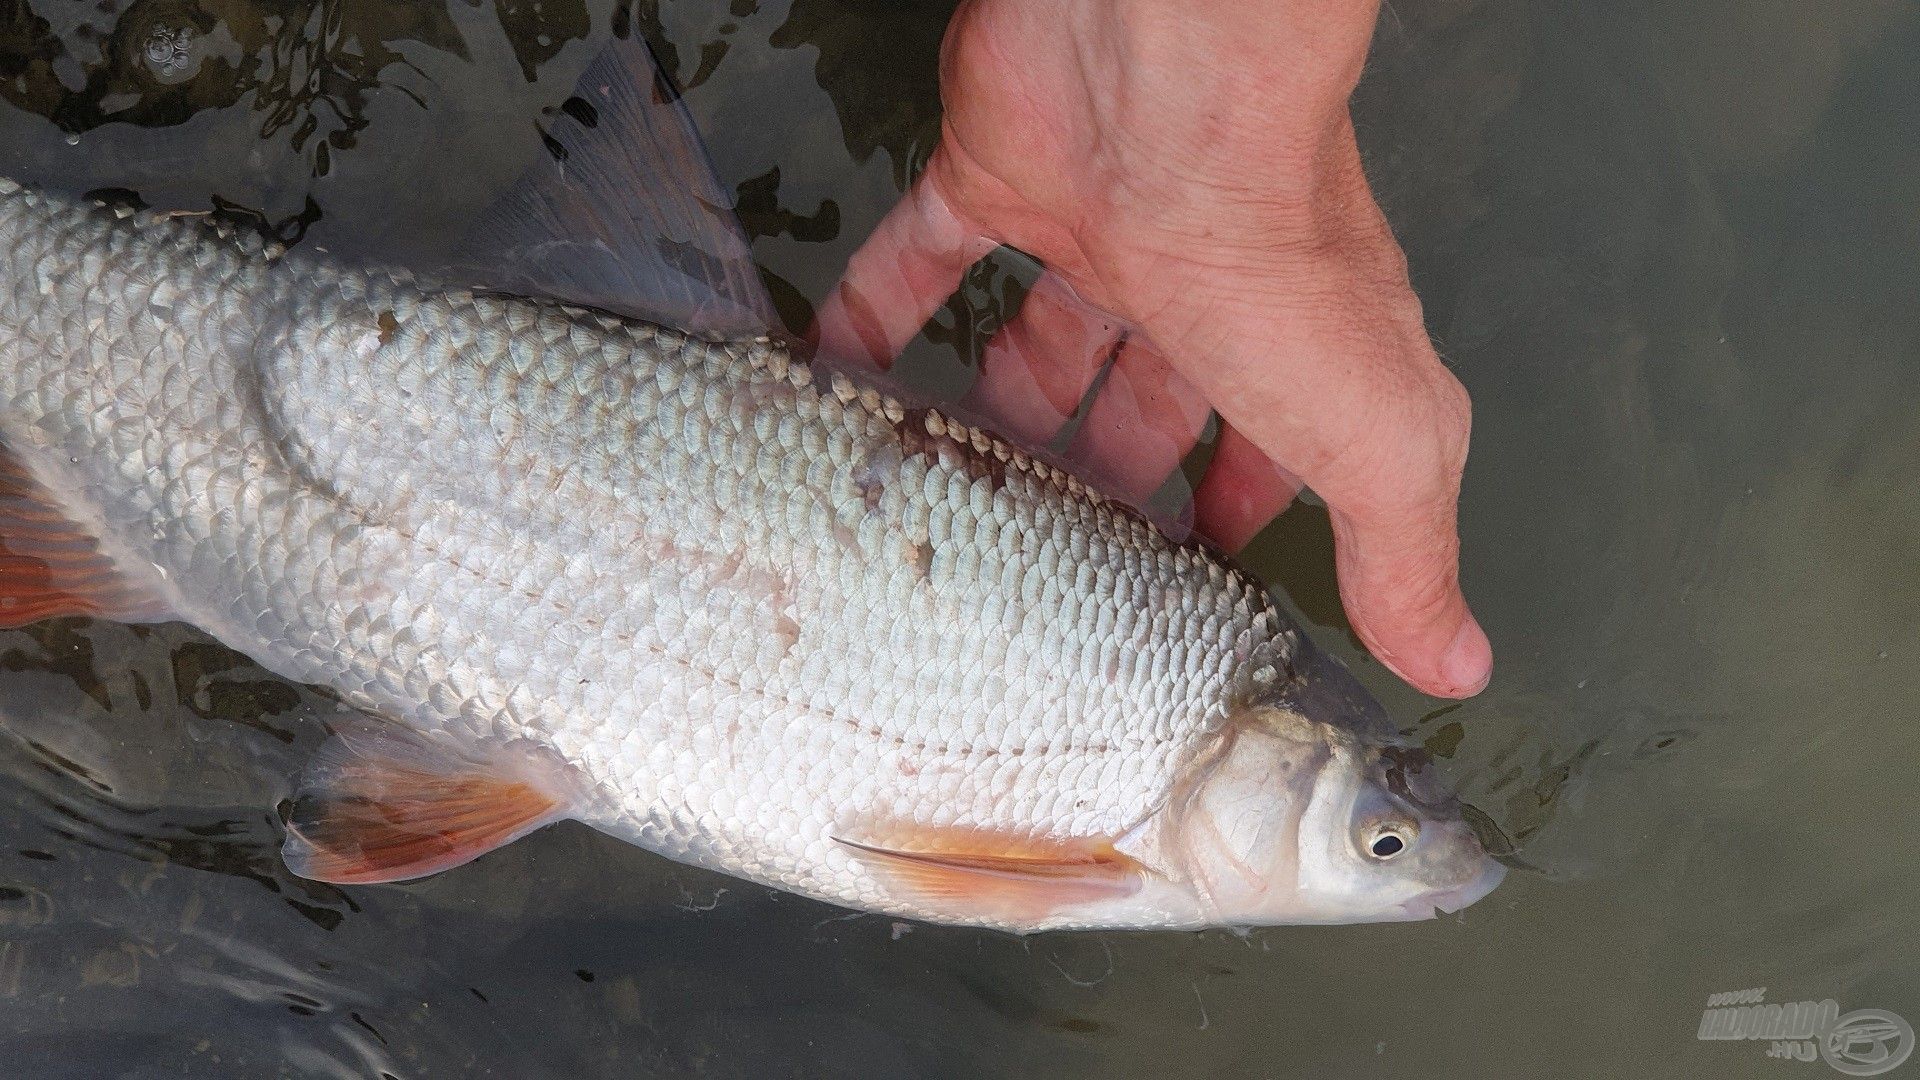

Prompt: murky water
[{"left": 1, "top": 0, "right": 1916, "bottom": 1076}]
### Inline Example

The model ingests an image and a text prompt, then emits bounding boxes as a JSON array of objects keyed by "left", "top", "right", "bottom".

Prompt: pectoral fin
[
  {"left": 835, "top": 824, "right": 1145, "bottom": 923},
  {"left": 282, "top": 717, "right": 577, "bottom": 885},
  {"left": 0, "top": 444, "right": 172, "bottom": 627}
]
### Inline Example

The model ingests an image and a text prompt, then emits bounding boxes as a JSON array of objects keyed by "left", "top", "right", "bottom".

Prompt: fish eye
[{"left": 1363, "top": 821, "right": 1416, "bottom": 860}]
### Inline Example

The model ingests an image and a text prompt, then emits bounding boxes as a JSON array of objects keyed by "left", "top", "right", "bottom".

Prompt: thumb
[
  {"left": 1154, "top": 275, "right": 1489, "bottom": 695},
  {"left": 1314, "top": 372, "right": 1489, "bottom": 698},
  {"left": 1329, "top": 491, "right": 1490, "bottom": 699},
  {"left": 1138, "top": 131, "right": 1490, "bottom": 698}
]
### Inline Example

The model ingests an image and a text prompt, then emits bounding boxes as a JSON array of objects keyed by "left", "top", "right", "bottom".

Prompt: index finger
[{"left": 810, "top": 160, "right": 996, "bottom": 370}]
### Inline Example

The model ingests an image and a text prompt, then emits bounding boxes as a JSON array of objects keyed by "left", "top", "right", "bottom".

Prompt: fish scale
[{"left": 0, "top": 179, "right": 1298, "bottom": 927}]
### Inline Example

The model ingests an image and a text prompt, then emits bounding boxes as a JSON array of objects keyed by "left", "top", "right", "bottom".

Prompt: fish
[{"left": 0, "top": 36, "right": 1504, "bottom": 933}]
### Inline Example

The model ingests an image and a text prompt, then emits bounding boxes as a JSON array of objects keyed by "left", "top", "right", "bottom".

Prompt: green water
[{"left": 0, "top": 0, "right": 1915, "bottom": 1075}]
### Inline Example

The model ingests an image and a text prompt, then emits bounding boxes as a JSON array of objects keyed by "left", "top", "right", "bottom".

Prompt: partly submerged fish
[{"left": 0, "top": 40, "right": 1503, "bottom": 932}]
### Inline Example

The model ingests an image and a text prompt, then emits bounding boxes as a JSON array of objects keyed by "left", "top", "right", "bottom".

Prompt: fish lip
[
  {"left": 1393, "top": 900, "right": 1441, "bottom": 921},
  {"left": 1400, "top": 859, "right": 1508, "bottom": 920},
  {"left": 1439, "top": 860, "right": 1508, "bottom": 915}
]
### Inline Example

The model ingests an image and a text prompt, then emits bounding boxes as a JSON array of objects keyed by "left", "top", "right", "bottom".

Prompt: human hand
[{"left": 812, "top": 0, "right": 1490, "bottom": 697}]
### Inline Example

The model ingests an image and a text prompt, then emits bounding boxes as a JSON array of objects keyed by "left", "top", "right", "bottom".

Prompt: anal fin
[
  {"left": 0, "top": 444, "right": 171, "bottom": 627},
  {"left": 282, "top": 716, "right": 578, "bottom": 885}
]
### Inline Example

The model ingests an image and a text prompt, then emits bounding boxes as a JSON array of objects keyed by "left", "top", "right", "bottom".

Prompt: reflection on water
[{"left": 1, "top": 0, "right": 1918, "bottom": 1076}]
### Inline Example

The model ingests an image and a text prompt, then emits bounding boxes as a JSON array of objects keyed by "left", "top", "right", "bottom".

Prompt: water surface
[{"left": 0, "top": 0, "right": 1916, "bottom": 1076}]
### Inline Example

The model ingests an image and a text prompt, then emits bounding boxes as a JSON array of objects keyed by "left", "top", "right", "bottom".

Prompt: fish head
[{"left": 1162, "top": 706, "right": 1505, "bottom": 926}]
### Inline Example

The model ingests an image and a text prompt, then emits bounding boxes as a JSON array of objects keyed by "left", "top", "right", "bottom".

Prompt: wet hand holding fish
[
  {"left": 819, "top": 0, "right": 1491, "bottom": 700},
  {"left": 0, "top": 40, "right": 1502, "bottom": 933}
]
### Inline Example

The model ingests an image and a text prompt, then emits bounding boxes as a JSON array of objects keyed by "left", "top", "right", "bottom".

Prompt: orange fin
[
  {"left": 282, "top": 719, "right": 575, "bottom": 885},
  {"left": 0, "top": 446, "right": 171, "bottom": 627},
  {"left": 836, "top": 824, "right": 1145, "bottom": 922}
]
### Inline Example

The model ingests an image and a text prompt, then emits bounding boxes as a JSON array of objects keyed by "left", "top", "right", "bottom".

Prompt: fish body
[
  {"left": 0, "top": 45, "right": 1503, "bottom": 931},
  {"left": 0, "top": 179, "right": 1502, "bottom": 930}
]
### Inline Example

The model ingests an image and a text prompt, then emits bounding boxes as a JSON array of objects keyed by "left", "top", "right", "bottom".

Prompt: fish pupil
[{"left": 1370, "top": 834, "right": 1405, "bottom": 858}]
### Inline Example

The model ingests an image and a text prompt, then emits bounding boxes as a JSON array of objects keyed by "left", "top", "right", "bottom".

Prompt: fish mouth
[{"left": 1397, "top": 860, "right": 1508, "bottom": 921}]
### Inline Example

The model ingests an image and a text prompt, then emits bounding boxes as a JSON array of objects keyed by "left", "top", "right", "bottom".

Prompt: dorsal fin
[{"left": 451, "top": 30, "right": 780, "bottom": 338}]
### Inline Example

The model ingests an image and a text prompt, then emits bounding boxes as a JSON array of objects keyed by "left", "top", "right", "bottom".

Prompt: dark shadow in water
[
  {"left": 770, "top": 0, "right": 946, "bottom": 184},
  {"left": 0, "top": 0, "right": 593, "bottom": 176}
]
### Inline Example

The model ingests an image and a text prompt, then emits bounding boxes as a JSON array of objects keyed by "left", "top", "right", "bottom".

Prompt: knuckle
[
  {"left": 1376, "top": 547, "right": 1461, "bottom": 630},
  {"left": 1321, "top": 371, "right": 1469, "bottom": 514},
  {"left": 1423, "top": 367, "right": 1472, "bottom": 474}
]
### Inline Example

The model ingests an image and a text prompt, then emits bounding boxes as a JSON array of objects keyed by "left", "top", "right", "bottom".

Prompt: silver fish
[{"left": 0, "top": 41, "right": 1502, "bottom": 933}]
